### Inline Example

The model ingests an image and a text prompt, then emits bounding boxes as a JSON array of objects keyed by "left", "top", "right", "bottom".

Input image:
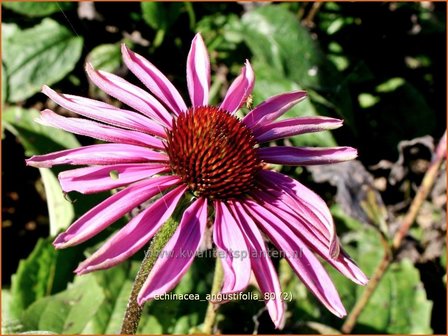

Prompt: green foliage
[
  {"left": 241, "top": 5, "right": 354, "bottom": 127},
  {"left": 86, "top": 44, "right": 122, "bottom": 73},
  {"left": 9, "top": 238, "right": 80, "bottom": 321},
  {"left": 2, "top": 2, "right": 74, "bottom": 17},
  {"left": 2, "top": 2, "right": 443, "bottom": 334},
  {"left": 21, "top": 275, "right": 104, "bottom": 334},
  {"left": 2, "top": 19, "right": 83, "bottom": 102},
  {"left": 279, "top": 205, "right": 434, "bottom": 334},
  {"left": 141, "top": 2, "right": 183, "bottom": 31}
]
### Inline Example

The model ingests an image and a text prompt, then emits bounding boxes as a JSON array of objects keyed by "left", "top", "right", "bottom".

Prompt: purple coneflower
[{"left": 27, "top": 33, "right": 367, "bottom": 328}]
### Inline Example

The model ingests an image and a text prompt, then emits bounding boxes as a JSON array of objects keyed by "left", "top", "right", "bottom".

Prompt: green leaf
[
  {"left": 21, "top": 275, "right": 105, "bottom": 334},
  {"left": 141, "top": 2, "right": 183, "bottom": 31},
  {"left": 283, "top": 209, "right": 433, "bottom": 333},
  {"left": 251, "top": 62, "right": 337, "bottom": 147},
  {"left": 2, "top": 18, "right": 83, "bottom": 102},
  {"left": 9, "top": 238, "right": 82, "bottom": 320},
  {"left": 331, "top": 211, "right": 433, "bottom": 333},
  {"left": 2, "top": 289, "right": 23, "bottom": 334},
  {"left": 2, "top": 2, "right": 73, "bottom": 17},
  {"left": 82, "top": 263, "right": 137, "bottom": 334},
  {"left": 86, "top": 44, "right": 121, "bottom": 73},
  {"left": 39, "top": 168, "right": 75, "bottom": 236},
  {"left": 241, "top": 5, "right": 354, "bottom": 127}
]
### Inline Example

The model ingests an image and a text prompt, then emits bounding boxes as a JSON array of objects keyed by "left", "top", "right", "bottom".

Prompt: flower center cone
[{"left": 166, "top": 106, "right": 261, "bottom": 199}]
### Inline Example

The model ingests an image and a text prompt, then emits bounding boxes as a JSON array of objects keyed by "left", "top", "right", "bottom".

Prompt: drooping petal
[
  {"left": 121, "top": 44, "right": 187, "bottom": 115},
  {"left": 213, "top": 201, "right": 251, "bottom": 295},
  {"left": 25, "top": 143, "right": 168, "bottom": 168},
  {"left": 220, "top": 60, "right": 255, "bottom": 114},
  {"left": 250, "top": 192, "right": 367, "bottom": 285},
  {"left": 258, "top": 146, "right": 358, "bottom": 166},
  {"left": 53, "top": 176, "right": 180, "bottom": 248},
  {"left": 58, "top": 163, "right": 169, "bottom": 194},
  {"left": 258, "top": 170, "right": 339, "bottom": 257},
  {"left": 254, "top": 116, "right": 343, "bottom": 143},
  {"left": 230, "top": 202, "right": 285, "bottom": 329},
  {"left": 187, "top": 33, "right": 210, "bottom": 107},
  {"left": 86, "top": 63, "right": 172, "bottom": 128},
  {"left": 243, "top": 91, "right": 307, "bottom": 130},
  {"left": 75, "top": 185, "right": 187, "bottom": 274},
  {"left": 38, "top": 109, "right": 165, "bottom": 150},
  {"left": 243, "top": 200, "right": 347, "bottom": 318},
  {"left": 138, "top": 197, "right": 208, "bottom": 303},
  {"left": 42, "top": 85, "right": 167, "bottom": 138}
]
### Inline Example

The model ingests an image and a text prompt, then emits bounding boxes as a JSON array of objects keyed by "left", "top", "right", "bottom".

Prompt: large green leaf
[
  {"left": 241, "top": 5, "right": 354, "bottom": 127},
  {"left": 9, "top": 238, "right": 82, "bottom": 321},
  {"left": 329, "top": 209, "right": 432, "bottom": 333},
  {"left": 2, "top": 2, "right": 73, "bottom": 17},
  {"left": 82, "top": 263, "right": 137, "bottom": 334},
  {"left": 21, "top": 275, "right": 104, "bottom": 334},
  {"left": 2, "top": 18, "right": 83, "bottom": 102}
]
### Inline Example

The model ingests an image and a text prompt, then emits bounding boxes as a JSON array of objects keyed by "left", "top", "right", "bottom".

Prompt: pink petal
[
  {"left": 38, "top": 109, "right": 165, "bottom": 150},
  {"left": 59, "top": 163, "right": 169, "bottom": 194},
  {"left": 258, "top": 146, "right": 358, "bottom": 166},
  {"left": 243, "top": 91, "right": 307, "bottom": 130},
  {"left": 213, "top": 201, "right": 251, "bottom": 295},
  {"left": 121, "top": 44, "right": 187, "bottom": 115},
  {"left": 187, "top": 33, "right": 210, "bottom": 107},
  {"left": 220, "top": 60, "right": 255, "bottom": 114},
  {"left": 25, "top": 143, "right": 168, "bottom": 168},
  {"left": 86, "top": 63, "right": 172, "bottom": 128},
  {"left": 42, "top": 85, "right": 167, "bottom": 138},
  {"left": 75, "top": 185, "right": 187, "bottom": 274},
  {"left": 254, "top": 116, "right": 343, "bottom": 143},
  {"left": 229, "top": 202, "right": 285, "bottom": 329},
  {"left": 53, "top": 176, "right": 180, "bottom": 248},
  {"left": 243, "top": 199, "right": 347, "bottom": 318},
  {"left": 138, "top": 197, "right": 208, "bottom": 303},
  {"left": 257, "top": 191, "right": 367, "bottom": 285},
  {"left": 259, "top": 170, "right": 339, "bottom": 257}
]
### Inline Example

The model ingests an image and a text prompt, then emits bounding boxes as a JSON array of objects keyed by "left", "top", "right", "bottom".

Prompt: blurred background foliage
[{"left": 1, "top": 2, "right": 446, "bottom": 334}]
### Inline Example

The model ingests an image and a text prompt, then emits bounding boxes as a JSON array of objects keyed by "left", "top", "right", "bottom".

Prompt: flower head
[{"left": 27, "top": 33, "right": 367, "bottom": 328}]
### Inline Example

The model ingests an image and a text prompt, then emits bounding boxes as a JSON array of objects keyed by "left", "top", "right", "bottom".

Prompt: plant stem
[
  {"left": 202, "top": 257, "right": 224, "bottom": 334},
  {"left": 341, "top": 131, "right": 446, "bottom": 334},
  {"left": 302, "top": 2, "right": 323, "bottom": 27},
  {"left": 120, "top": 217, "right": 180, "bottom": 334}
]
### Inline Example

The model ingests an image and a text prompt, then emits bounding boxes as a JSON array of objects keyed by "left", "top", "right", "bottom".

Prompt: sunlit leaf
[
  {"left": 2, "top": 19, "right": 83, "bottom": 102},
  {"left": 21, "top": 275, "right": 104, "bottom": 334},
  {"left": 241, "top": 5, "right": 354, "bottom": 127},
  {"left": 2, "top": 2, "right": 73, "bottom": 17},
  {"left": 87, "top": 44, "right": 122, "bottom": 73}
]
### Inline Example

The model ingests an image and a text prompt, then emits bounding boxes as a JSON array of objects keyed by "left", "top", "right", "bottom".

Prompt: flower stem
[
  {"left": 202, "top": 257, "right": 224, "bottom": 334},
  {"left": 341, "top": 131, "right": 446, "bottom": 334},
  {"left": 120, "top": 217, "right": 180, "bottom": 334}
]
